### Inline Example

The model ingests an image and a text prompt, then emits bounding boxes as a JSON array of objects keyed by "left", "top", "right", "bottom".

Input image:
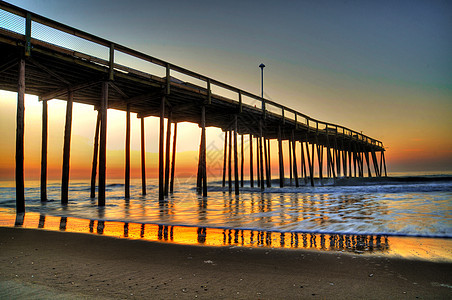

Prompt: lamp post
[{"left": 259, "top": 63, "right": 265, "bottom": 112}]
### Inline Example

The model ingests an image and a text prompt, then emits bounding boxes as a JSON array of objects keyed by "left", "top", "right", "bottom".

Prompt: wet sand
[{"left": 0, "top": 227, "right": 451, "bottom": 299}]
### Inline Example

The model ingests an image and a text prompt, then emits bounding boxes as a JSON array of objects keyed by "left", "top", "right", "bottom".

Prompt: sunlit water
[{"left": 1, "top": 176, "right": 451, "bottom": 238}]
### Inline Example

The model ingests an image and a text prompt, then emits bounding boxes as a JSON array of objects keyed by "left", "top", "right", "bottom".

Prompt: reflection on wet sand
[
  {"left": 158, "top": 224, "right": 173, "bottom": 241},
  {"left": 89, "top": 219, "right": 95, "bottom": 233},
  {"left": 4, "top": 210, "right": 451, "bottom": 261},
  {"left": 7, "top": 211, "right": 389, "bottom": 255},
  {"left": 38, "top": 214, "right": 45, "bottom": 228},
  {"left": 59, "top": 217, "right": 67, "bottom": 231}
]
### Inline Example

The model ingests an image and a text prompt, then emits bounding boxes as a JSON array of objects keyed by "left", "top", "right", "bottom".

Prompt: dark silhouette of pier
[{"left": 0, "top": 2, "right": 386, "bottom": 213}]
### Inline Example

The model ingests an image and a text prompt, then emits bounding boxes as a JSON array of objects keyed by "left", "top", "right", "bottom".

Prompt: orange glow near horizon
[
  {"left": 0, "top": 91, "right": 226, "bottom": 180},
  {"left": 0, "top": 90, "right": 452, "bottom": 181}
]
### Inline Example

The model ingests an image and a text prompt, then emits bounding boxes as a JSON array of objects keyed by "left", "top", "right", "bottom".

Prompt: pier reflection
[
  {"left": 157, "top": 224, "right": 173, "bottom": 241},
  {"left": 14, "top": 213, "right": 24, "bottom": 226},
  {"left": 38, "top": 214, "right": 45, "bottom": 228},
  {"left": 124, "top": 222, "right": 129, "bottom": 237},
  {"left": 59, "top": 217, "right": 67, "bottom": 231},
  {"left": 3, "top": 211, "right": 391, "bottom": 255}
]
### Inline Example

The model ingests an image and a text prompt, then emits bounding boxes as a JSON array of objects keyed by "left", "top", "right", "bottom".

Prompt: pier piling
[
  {"left": 256, "top": 135, "right": 260, "bottom": 188},
  {"left": 196, "top": 132, "right": 202, "bottom": 194},
  {"left": 267, "top": 138, "right": 272, "bottom": 187},
  {"left": 15, "top": 57, "right": 25, "bottom": 213},
  {"left": 61, "top": 89, "right": 73, "bottom": 205},
  {"left": 234, "top": 115, "right": 239, "bottom": 195},
  {"left": 201, "top": 106, "right": 207, "bottom": 197},
  {"left": 316, "top": 144, "right": 323, "bottom": 184},
  {"left": 241, "top": 134, "right": 244, "bottom": 188},
  {"left": 222, "top": 131, "right": 227, "bottom": 188},
  {"left": 291, "top": 130, "right": 299, "bottom": 187},
  {"left": 228, "top": 129, "right": 232, "bottom": 192},
  {"left": 289, "top": 139, "right": 293, "bottom": 185},
  {"left": 125, "top": 104, "right": 130, "bottom": 199},
  {"left": 382, "top": 151, "right": 387, "bottom": 177},
  {"left": 305, "top": 138, "right": 314, "bottom": 187},
  {"left": 90, "top": 111, "right": 100, "bottom": 198},
  {"left": 278, "top": 125, "right": 284, "bottom": 188},
  {"left": 170, "top": 123, "right": 177, "bottom": 193},
  {"left": 348, "top": 144, "right": 352, "bottom": 178},
  {"left": 159, "top": 96, "right": 165, "bottom": 201},
  {"left": 98, "top": 81, "right": 108, "bottom": 206},
  {"left": 259, "top": 120, "right": 265, "bottom": 190},
  {"left": 249, "top": 134, "right": 254, "bottom": 188},
  {"left": 263, "top": 137, "right": 269, "bottom": 187},
  {"left": 164, "top": 111, "right": 172, "bottom": 197},
  {"left": 342, "top": 146, "right": 347, "bottom": 178},
  {"left": 359, "top": 146, "right": 365, "bottom": 177},
  {"left": 334, "top": 132, "right": 341, "bottom": 177},
  {"left": 140, "top": 117, "right": 146, "bottom": 195},
  {"left": 300, "top": 141, "right": 307, "bottom": 185},
  {"left": 311, "top": 142, "right": 315, "bottom": 184},
  {"left": 40, "top": 98, "right": 48, "bottom": 202},
  {"left": 380, "top": 151, "right": 383, "bottom": 177},
  {"left": 365, "top": 151, "right": 372, "bottom": 177}
]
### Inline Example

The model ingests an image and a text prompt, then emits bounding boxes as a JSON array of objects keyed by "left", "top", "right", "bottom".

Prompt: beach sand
[{"left": 0, "top": 227, "right": 451, "bottom": 299}]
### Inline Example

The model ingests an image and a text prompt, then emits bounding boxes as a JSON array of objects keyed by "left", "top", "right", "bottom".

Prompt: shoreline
[
  {"left": 1, "top": 227, "right": 451, "bottom": 299},
  {"left": 1, "top": 209, "right": 451, "bottom": 263}
]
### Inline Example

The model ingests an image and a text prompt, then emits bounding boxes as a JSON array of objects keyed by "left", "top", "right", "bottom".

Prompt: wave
[
  {"left": 209, "top": 175, "right": 452, "bottom": 187},
  {"left": 106, "top": 183, "right": 125, "bottom": 188},
  {"left": 207, "top": 182, "right": 452, "bottom": 194},
  {"left": 1, "top": 175, "right": 450, "bottom": 239}
]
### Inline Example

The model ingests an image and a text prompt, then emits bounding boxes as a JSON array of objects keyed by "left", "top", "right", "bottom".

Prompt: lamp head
[{"left": 259, "top": 63, "right": 265, "bottom": 69}]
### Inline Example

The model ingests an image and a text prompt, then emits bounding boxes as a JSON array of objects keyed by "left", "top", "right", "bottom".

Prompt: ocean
[{"left": 1, "top": 174, "right": 451, "bottom": 260}]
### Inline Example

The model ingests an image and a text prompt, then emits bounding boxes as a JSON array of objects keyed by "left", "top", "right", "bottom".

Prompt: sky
[{"left": 0, "top": 0, "right": 451, "bottom": 180}]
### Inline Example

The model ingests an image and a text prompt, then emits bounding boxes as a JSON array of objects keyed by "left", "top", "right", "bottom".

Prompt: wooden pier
[{"left": 0, "top": 2, "right": 386, "bottom": 212}]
